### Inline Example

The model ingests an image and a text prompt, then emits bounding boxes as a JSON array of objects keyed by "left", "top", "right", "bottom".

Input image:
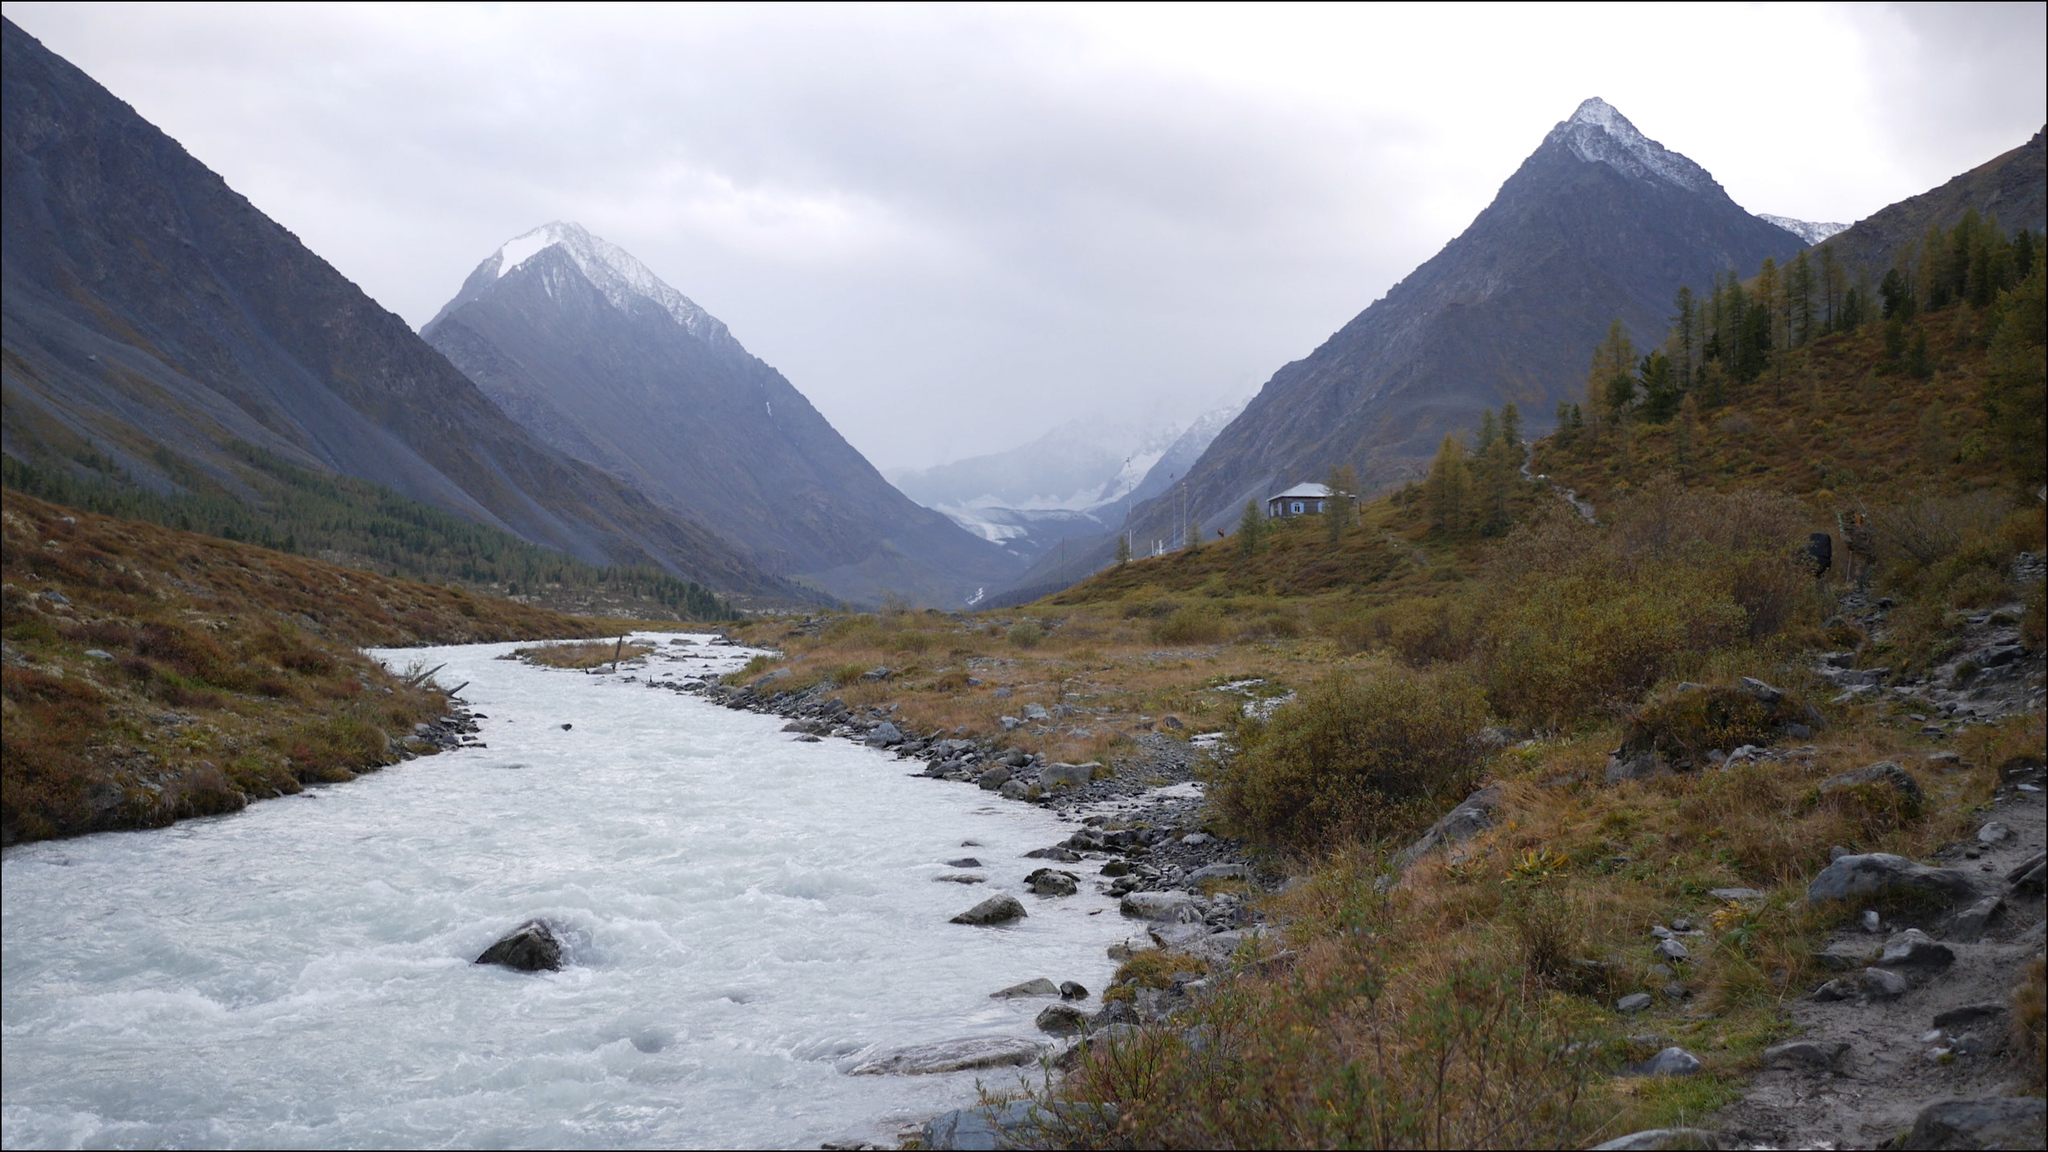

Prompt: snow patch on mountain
[
  {"left": 891, "top": 397, "right": 1248, "bottom": 563},
  {"left": 1759, "top": 214, "right": 1851, "bottom": 245},
  {"left": 1551, "top": 97, "right": 1712, "bottom": 193},
  {"left": 489, "top": 222, "right": 733, "bottom": 349}
]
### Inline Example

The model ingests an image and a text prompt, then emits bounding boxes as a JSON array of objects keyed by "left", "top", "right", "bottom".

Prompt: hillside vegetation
[
  {"left": 1, "top": 489, "right": 606, "bottom": 844},
  {"left": 725, "top": 244, "right": 2045, "bottom": 1147},
  {"left": 1, "top": 440, "right": 738, "bottom": 621}
]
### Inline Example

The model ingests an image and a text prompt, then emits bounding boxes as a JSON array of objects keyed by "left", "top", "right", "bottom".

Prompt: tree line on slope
[
  {"left": 0, "top": 441, "right": 737, "bottom": 621},
  {"left": 1558, "top": 213, "right": 2044, "bottom": 487}
]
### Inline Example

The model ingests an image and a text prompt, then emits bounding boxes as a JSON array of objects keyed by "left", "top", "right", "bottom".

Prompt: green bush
[
  {"left": 1214, "top": 667, "right": 1486, "bottom": 853},
  {"left": 1007, "top": 621, "right": 1045, "bottom": 649}
]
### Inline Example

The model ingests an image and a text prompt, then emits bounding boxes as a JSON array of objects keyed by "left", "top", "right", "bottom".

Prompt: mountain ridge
[
  {"left": 422, "top": 222, "right": 1024, "bottom": 607},
  {"left": 0, "top": 18, "right": 794, "bottom": 601},
  {"left": 1090, "top": 97, "right": 1807, "bottom": 572}
]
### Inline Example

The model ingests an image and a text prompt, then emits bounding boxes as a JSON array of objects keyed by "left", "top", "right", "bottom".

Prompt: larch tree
[
  {"left": 1237, "top": 500, "right": 1263, "bottom": 556},
  {"left": 1425, "top": 435, "right": 1470, "bottom": 536},
  {"left": 1585, "top": 319, "right": 1636, "bottom": 433},
  {"left": 1323, "top": 463, "right": 1358, "bottom": 544}
]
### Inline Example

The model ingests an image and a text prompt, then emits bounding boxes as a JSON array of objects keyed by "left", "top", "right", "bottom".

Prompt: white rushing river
[{"left": 3, "top": 635, "right": 1139, "bottom": 1149}]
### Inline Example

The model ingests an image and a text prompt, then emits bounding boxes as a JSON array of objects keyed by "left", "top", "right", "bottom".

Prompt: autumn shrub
[
  {"left": 1622, "top": 683, "right": 1790, "bottom": 767},
  {"left": 1007, "top": 621, "right": 1044, "bottom": 649},
  {"left": 1213, "top": 666, "right": 1486, "bottom": 854},
  {"left": 1482, "top": 567, "right": 1747, "bottom": 731},
  {"left": 1152, "top": 605, "right": 1227, "bottom": 645},
  {"left": 1869, "top": 490, "right": 2019, "bottom": 614},
  {"left": 1387, "top": 595, "right": 1481, "bottom": 666}
]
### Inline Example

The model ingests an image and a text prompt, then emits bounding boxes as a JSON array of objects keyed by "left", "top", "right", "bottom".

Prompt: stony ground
[{"left": 1714, "top": 765, "right": 2044, "bottom": 1150}]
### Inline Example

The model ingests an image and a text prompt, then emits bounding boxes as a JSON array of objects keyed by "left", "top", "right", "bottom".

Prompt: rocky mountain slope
[
  {"left": 1815, "top": 127, "right": 2046, "bottom": 277},
  {"left": 422, "top": 222, "right": 1021, "bottom": 608},
  {"left": 1104, "top": 98, "right": 1806, "bottom": 565},
  {"left": 0, "top": 19, "right": 789, "bottom": 601}
]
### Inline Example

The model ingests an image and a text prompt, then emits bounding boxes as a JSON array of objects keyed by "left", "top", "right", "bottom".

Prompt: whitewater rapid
[{"left": 2, "top": 635, "right": 1137, "bottom": 1149}]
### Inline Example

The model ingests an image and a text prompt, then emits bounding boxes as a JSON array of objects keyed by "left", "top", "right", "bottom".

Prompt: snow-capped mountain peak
[
  {"left": 487, "top": 222, "right": 732, "bottom": 347},
  {"left": 1550, "top": 97, "right": 1711, "bottom": 194},
  {"left": 1758, "top": 214, "right": 1851, "bottom": 245}
]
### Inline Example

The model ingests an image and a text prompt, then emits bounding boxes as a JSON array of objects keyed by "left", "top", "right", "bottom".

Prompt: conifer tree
[
  {"left": 1675, "top": 392, "right": 1698, "bottom": 465},
  {"left": 1586, "top": 319, "right": 1635, "bottom": 432},
  {"left": 1238, "top": 500, "right": 1263, "bottom": 556},
  {"left": 1982, "top": 260, "right": 2047, "bottom": 484},
  {"left": 1819, "top": 245, "right": 1843, "bottom": 332},
  {"left": 1790, "top": 250, "right": 1815, "bottom": 346},
  {"left": 1425, "top": 435, "right": 1469, "bottom": 536},
  {"left": 1186, "top": 515, "right": 1202, "bottom": 554},
  {"left": 1638, "top": 350, "right": 1677, "bottom": 422},
  {"left": 1671, "top": 285, "right": 1697, "bottom": 380},
  {"left": 1499, "top": 402, "right": 1523, "bottom": 451},
  {"left": 1114, "top": 532, "right": 1132, "bottom": 568},
  {"left": 1323, "top": 463, "right": 1358, "bottom": 544}
]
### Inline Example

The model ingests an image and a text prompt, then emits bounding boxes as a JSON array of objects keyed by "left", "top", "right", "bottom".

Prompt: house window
[{"left": 1291, "top": 501, "right": 1304, "bottom": 514}]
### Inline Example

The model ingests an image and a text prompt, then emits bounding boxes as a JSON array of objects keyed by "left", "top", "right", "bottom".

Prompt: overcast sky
[{"left": 8, "top": 3, "right": 2044, "bottom": 470}]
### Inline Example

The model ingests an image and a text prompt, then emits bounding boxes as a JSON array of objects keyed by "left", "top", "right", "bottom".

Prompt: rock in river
[
  {"left": 1026, "top": 868, "right": 1079, "bottom": 896},
  {"left": 951, "top": 895, "right": 1027, "bottom": 925},
  {"left": 1035, "top": 1003, "right": 1088, "bottom": 1033},
  {"left": 474, "top": 920, "right": 563, "bottom": 972},
  {"left": 990, "top": 978, "right": 1059, "bottom": 999},
  {"left": 847, "top": 1036, "right": 1045, "bottom": 1075}
]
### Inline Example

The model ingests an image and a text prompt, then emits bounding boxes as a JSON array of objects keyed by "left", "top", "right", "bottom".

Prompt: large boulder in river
[
  {"left": 951, "top": 894, "right": 1027, "bottom": 925},
  {"left": 847, "top": 1036, "right": 1045, "bottom": 1075},
  {"left": 1806, "top": 853, "right": 1978, "bottom": 908},
  {"left": 474, "top": 920, "right": 563, "bottom": 971}
]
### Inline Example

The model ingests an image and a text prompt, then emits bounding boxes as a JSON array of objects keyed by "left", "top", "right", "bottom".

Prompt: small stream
[{"left": 2, "top": 635, "right": 1136, "bottom": 1149}]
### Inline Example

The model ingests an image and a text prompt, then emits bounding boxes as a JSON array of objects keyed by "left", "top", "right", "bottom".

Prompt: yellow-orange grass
[{"left": 515, "top": 639, "right": 655, "bottom": 669}]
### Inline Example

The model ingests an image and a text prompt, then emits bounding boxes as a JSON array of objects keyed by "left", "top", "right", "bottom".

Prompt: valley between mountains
[{"left": 4, "top": 11, "right": 2046, "bottom": 1152}]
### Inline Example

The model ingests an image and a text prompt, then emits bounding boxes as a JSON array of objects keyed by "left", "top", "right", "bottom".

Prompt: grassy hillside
[
  {"left": 721, "top": 266, "right": 2045, "bottom": 1146},
  {"left": 1, "top": 489, "right": 607, "bottom": 844},
  {"left": 1533, "top": 305, "right": 2032, "bottom": 512}
]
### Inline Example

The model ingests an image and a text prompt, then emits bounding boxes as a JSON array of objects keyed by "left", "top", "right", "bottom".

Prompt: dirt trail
[{"left": 1715, "top": 770, "right": 2045, "bottom": 1149}]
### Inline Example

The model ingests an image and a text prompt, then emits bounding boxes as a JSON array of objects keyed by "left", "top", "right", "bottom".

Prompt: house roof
[{"left": 1269, "top": 483, "right": 1333, "bottom": 500}]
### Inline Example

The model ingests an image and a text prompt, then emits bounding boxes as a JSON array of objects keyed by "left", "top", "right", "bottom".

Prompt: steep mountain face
[
  {"left": 0, "top": 19, "right": 787, "bottom": 599},
  {"left": 423, "top": 223, "right": 1021, "bottom": 607},
  {"left": 1110, "top": 98, "right": 1806, "bottom": 559},
  {"left": 1814, "top": 127, "right": 2045, "bottom": 276}
]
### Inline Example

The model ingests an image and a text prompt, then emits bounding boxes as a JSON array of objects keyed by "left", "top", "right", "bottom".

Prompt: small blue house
[{"left": 1266, "top": 483, "right": 1343, "bottom": 518}]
